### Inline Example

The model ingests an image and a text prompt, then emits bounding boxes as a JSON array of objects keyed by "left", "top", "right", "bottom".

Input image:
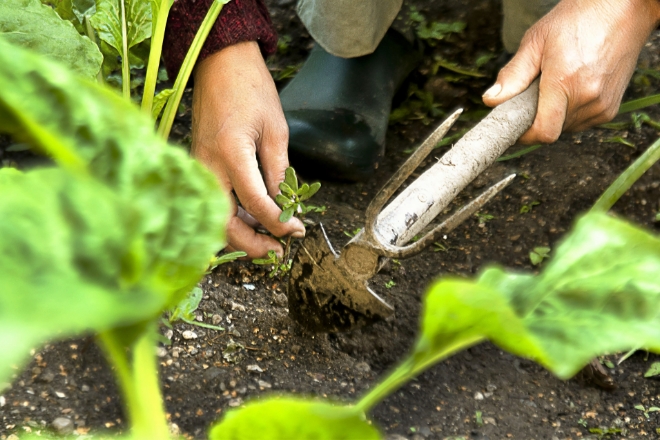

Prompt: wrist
[{"left": 194, "top": 41, "right": 263, "bottom": 82}]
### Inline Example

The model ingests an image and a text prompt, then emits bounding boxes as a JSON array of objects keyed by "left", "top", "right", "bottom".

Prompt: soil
[{"left": 3, "top": 0, "right": 660, "bottom": 439}]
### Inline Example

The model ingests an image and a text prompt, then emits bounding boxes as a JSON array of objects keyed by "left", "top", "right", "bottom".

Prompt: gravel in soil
[{"left": 3, "top": 0, "right": 660, "bottom": 439}]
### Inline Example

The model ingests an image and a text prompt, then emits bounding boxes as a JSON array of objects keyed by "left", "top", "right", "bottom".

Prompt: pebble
[
  {"left": 51, "top": 417, "right": 74, "bottom": 435},
  {"left": 228, "top": 398, "right": 243, "bottom": 407},
  {"left": 39, "top": 371, "right": 55, "bottom": 383},
  {"left": 156, "top": 347, "right": 167, "bottom": 357},
  {"left": 0, "top": 396, "right": 5, "bottom": 407},
  {"left": 258, "top": 380, "right": 272, "bottom": 389},
  {"left": 182, "top": 330, "right": 198, "bottom": 340},
  {"left": 474, "top": 392, "right": 484, "bottom": 400},
  {"left": 291, "top": 345, "right": 301, "bottom": 354},
  {"left": 55, "top": 391, "right": 66, "bottom": 399},
  {"left": 242, "top": 284, "right": 256, "bottom": 291},
  {"left": 247, "top": 364, "right": 263, "bottom": 373},
  {"left": 165, "top": 329, "right": 173, "bottom": 340},
  {"left": 483, "top": 417, "right": 497, "bottom": 426},
  {"left": 169, "top": 423, "right": 180, "bottom": 435},
  {"left": 231, "top": 301, "right": 247, "bottom": 312},
  {"left": 486, "top": 384, "right": 497, "bottom": 392},
  {"left": 419, "top": 426, "right": 432, "bottom": 437},
  {"left": 211, "top": 314, "right": 222, "bottom": 326},
  {"left": 355, "top": 362, "right": 371, "bottom": 373},
  {"left": 272, "top": 292, "right": 288, "bottom": 307},
  {"left": 81, "top": 385, "right": 90, "bottom": 392}
]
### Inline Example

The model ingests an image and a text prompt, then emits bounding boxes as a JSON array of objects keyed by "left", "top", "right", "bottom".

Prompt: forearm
[{"left": 162, "top": 0, "right": 277, "bottom": 79}]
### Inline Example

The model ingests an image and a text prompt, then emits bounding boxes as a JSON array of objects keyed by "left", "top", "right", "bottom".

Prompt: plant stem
[
  {"left": 619, "top": 94, "right": 660, "bottom": 114},
  {"left": 98, "top": 325, "right": 171, "bottom": 439},
  {"left": 355, "top": 335, "right": 483, "bottom": 413},
  {"left": 120, "top": 0, "right": 130, "bottom": 100},
  {"left": 83, "top": 15, "right": 105, "bottom": 85},
  {"left": 283, "top": 235, "right": 293, "bottom": 263},
  {"left": 157, "top": 0, "right": 227, "bottom": 138},
  {"left": 591, "top": 136, "right": 660, "bottom": 212},
  {"left": 141, "top": 0, "right": 173, "bottom": 115}
]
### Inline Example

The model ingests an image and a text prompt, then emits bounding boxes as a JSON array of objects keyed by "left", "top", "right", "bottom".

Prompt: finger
[
  {"left": 518, "top": 75, "right": 568, "bottom": 144},
  {"left": 223, "top": 244, "right": 252, "bottom": 261},
  {"left": 226, "top": 215, "right": 285, "bottom": 259},
  {"left": 483, "top": 31, "right": 543, "bottom": 107},
  {"left": 226, "top": 143, "right": 305, "bottom": 238},
  {"left": 237, "top": 205, "right": 260, "bottom": 229},
  {"left": 259, "top": 116, "right": 290, "bottom": 198}
]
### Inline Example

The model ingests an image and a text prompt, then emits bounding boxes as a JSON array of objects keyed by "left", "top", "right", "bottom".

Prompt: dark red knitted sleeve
[{"left": 163, "top": 0, "right": 277, "bottom": 79}]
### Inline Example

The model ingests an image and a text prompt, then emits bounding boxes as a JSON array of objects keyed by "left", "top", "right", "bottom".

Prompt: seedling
[
  {"left": 603, "top": 136, "right": 635, "bottom": 148},
  {"left": 475, "top": 410, "right": 483, "bottom": 426},
  {"left": 432, "top": 242, "right": 449, "bottom": 252},
  {"left": 475, "top": 212, "right": 494, "bottom": 225},
  {"left": 169, "top": 287, "right": 224, "bottom": 331},
  {"left": 343, "top": 228, "right": 363, "bottom": 238},
  {"left": 407, "top": 6, "right": 465, "bottom": 45},
  {"left": 385, "top": 280, "right": 396, "bottom": 289},
  {"left": 529, "top": 246, "right": 551, "bottom": 265},
  {"left": 252, "top": 167, "right": 322, "bottom": 278},
  {"left": 644, "top": 361, "right": 660, "bottom": 377},
  {"left": 634, "top": 404, "right": 660, "bottom": 419},
  {"left": 520, "top": 200, "right": 540, "bottom": 214}
]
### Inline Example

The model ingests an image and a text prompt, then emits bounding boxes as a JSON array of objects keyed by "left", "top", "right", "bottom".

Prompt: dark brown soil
[{"left": 3, "top": 0, "right": 660, "bottom": 439}]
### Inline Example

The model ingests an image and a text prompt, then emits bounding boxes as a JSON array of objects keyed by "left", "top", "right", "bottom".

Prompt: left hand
[{"left": 483, "top": 0, "right": 660, "bottom": 144}]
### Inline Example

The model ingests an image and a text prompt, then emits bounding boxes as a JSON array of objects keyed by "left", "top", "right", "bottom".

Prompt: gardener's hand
[
  {"left": 192, "top": 41, "right": 304, "bottom": 258},
  {"left": 483, "top": 0, "right": 660, "bottom": 144}
]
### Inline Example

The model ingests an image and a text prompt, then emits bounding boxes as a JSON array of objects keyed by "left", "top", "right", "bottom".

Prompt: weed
[
  {"left": 529, "top": 246, "right": 551, "bottom": 265},
  {"left": 603, "top": 136, "right": 635, "bottom": 148},
  {"left": 475, "top": 212, "right": 494, "bottom": 225},
  {"left": 520, "top": 200, "right": 540, "bottom": 214},
  {"left": 344, "top": 228, "right": 363, "bottom": 238},
  {"left": 385, "top": 280, "right": 396, "bottom": 289},
  {"left": 433, "top": 242, "right": 449, "bottom": 252},
  {"left": 634, "top": 404, "right": 660, "bottom": 419},
  {"left": 644, "top": 361, "right": 660, "bottom": 377}
]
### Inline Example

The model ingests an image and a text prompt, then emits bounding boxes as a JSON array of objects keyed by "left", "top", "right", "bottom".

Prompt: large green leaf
[
  {"left": 90, "top": 0, "right": 152, "bottom": 53},
  {"left": 209, "top": 398, "right": 381, "bottom": 440},
  {"left": 415, "top": 212, "right": 660, "bottom": 379},
  {"left": 0, "top": 0, "right": 102, "bottom": 79},
  {"left": 0, "top": 39, "right": 228, "bottom": 385}
]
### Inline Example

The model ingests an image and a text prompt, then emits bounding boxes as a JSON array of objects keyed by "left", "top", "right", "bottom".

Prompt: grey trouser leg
[
  {"left": 296, "top": 0, "right": 402, "bottom": 58},
  {"left": 297, "top": 0, "right": 561, "bottom": 58},
  {"left": 502, "top": 0, "right": 560, "bottom": 53}
]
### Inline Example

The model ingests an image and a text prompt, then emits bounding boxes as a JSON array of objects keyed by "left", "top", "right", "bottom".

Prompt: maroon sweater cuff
[{"left": 163, "top": 0, "right": 277, "bottom": 79}]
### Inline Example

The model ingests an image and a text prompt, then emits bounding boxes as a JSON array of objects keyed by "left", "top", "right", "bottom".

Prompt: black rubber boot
[{"left": 280, "top": 30, "right": 421, "bottom": 182}]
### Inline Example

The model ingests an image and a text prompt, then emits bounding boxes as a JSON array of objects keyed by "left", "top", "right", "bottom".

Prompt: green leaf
[
  {"left": 210, "top": 251, "right": 247, "bottom": 269},
  {"left": 209, "top": 398, "right": 380, "bottom": 440},
  {"left": 413, "top": 213, "right": 660, "bottom": 381},
  {"left": 151, "top": 88, "right": 174, "bottom": 120},
  {"left": 299, "top": 182, "right": 321, "bottom": 202},
  {"left": 170, "top": 286, "right": 203, "bottom": 322},
  {"left": 644, "top": 361, "right": 660, "bottom": 378},
  {"left": 279, "top": 206, "right": 295, "bottom": 223},
  {"left": 279, "top": 181, "right": 295, "bottom": 197},
  {"left": 275, "top": 193, "right": 291, "bottom": 208},
  {"left": 284, "top": 166, "right": 299, "bottom": 192},
  {"left": 90, "top": 0, "right": 152, "bottom": 53},
  {"left": 0, "top": 40, "right": 229, "bottom": 384},
  {"left": 0, "top": 0, "right": 103, "bottom": 79},
  {"left": 298, "top": 182, "right": 309, "bottom": 195}
]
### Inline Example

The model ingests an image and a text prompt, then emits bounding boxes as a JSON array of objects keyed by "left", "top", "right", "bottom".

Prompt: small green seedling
[
  {"left": 603, "top": 136, "right": 635, "bottom": 148},
  {"left": 208, "top": 251, "right": 247, "bottom": 273},
  {"left": 475, "top": 212, "right": 494, "bottom": 225},
  {"left": 644, "top": 361, "right": 660, "bottom": 377},
  {"left": 252, "top": 250, "right": 292, "bottom": 278},
  {"left": 432, "top": 242, "right": 449, "bottom": 252},
  {"left": 276, "top": 167, "right": 322, "bottom": 222},
  {"left": 385, "top": 280, "right": 396, "bottom": 289},
  {"left": 344, "top": 228, "right": 362, "bottom": 238},
  {"left": 169, "top": 287, "right": 224, "bottom": 331},
  {"left": 588, "top": 427, "right": 623, "bottom": 437},
  {"left": 520, "top": 200, "right": 540, "bottom": 214},
  {"left": 475, "top": 411, "right": 483, "bottom": 426},
  {"left": 529, "top": 246, "right": 551, "bottom": 266},
  {"left": 634, "top": 404, "right": 660, "bottom": 419}
]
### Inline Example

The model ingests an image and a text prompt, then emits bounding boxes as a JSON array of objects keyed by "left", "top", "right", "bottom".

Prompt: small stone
[
  {"left": 230, "top": 329, "right": 241, "bottom": 337},
  {"left": 355, "top": 362, "right": 371, "bottom": 373},
  {"left": 164, "top": 329, "right": 173, "bottom": 340},
  {"left": 172, "top": 347, "right": 182, "bottom": 358},
  {"left": 231, "top": 301, "right": 246, "bottom": 312},
  {"left": 81, "top": 385, "right": 90, "bottom": 392},
  {"left": 228, "top": 398, "right": 243, "bottom": 407},
  {"left": 242, "top": 284, "right": 255, "bottom": 291},
  {"left": 291, "top": 345, "right": 301, "bottom": 354},
  {"left": 474, "top": 392, "right": 484, "bottom": 400},
  {"left": 419, "top": 426, "right": 432, "bottom": 437},
  {"left": 52, "top": 417, "right": 74, "bottom": 435},
  {"left": 156, "top": 347, "right": 167, "bottom": 357},
  {"left": 169, "top": 423, "right": 180, "bottom": 435},
  {"left": 211, "top": 314, "right": 222, "bottom": 326},
  {"left": 39, "top": 371, "right": 55, "bottom": 383},
  {"left": 0, "top": 396, "right": 5, "bottom": 407},
  {"left": 272, "top": 292, "right": 288, "bottom": 307},
  {"left": 55, "top": 391, "right": 66, "bottom": 399},
  {"left": 483, "top": 417, "right": 497, "bottom": 426},
  {"left": 247, "top": 364, "right": 263, "bottom": 373},
  {"left": 258, "top": 380, "right": 272, "bottom": 389},
  {"left": 486, "top": 384, "right": 497, "bottom": 392},
  {"left": 182, "top": 330, "right": 198, "bottom": 340}
]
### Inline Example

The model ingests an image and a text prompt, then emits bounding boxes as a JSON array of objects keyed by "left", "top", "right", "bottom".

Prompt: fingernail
[
  {"left": 483, "top": 84, "right": 502, "bottom": 99},
  {"left": 291, "top": 229, "right": 305, "bottom": 239}
]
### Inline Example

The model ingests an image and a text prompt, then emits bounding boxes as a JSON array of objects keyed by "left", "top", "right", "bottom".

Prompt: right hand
[{"left": 192, "top": 41, "right": 305, "bottom": 258}]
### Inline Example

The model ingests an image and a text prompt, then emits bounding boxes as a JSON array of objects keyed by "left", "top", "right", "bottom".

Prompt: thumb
[{"left": 483, "top": 36, "right": 543, "bottom": 107}]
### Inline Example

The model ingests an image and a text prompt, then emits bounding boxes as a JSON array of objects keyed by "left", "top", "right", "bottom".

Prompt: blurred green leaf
[
  {"left": 209, "top": 398, "right": 380, "bottom": 440},
  {"left": 284, "top": 166, "right": 298, "bottom": 192},
  {"left": 0, "top": 0, "right": 102, "bottom": 79}
]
